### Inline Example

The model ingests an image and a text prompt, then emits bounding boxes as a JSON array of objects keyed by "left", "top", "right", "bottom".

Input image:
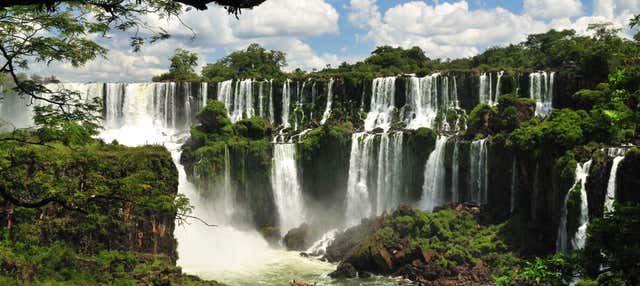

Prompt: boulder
[
  {"left": 329, "top": 262, "right": 357, "bottom": 278},
  {"left": 283, "top": 223, "right": 312, "bottom": 251}
]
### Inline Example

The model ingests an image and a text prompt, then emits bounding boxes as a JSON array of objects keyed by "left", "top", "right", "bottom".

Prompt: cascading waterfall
[
  {"left": 406, "top": 74, "right": 439, "bottom": 129},
  {"left": 530, "top": 71, "right": 555, "bottom": 116},
  {"left": 258, "top": 81, "right": 265, "bottom": 119},
  {"left": 217, "top": 80, "right": 233, "bottom": 118},
  {"left": 452, "top": 75, "right": 459, "bottom": 109},
  {"left": 345, "top": 133, "right": 374, "bottom": 226},
  {"left": 451, "top": 141, "right": 460, "bottom": 204},
  {"left": 495, "top": 71, "right": 503, "bottom": 100},
  {"left": 469, "top": 138, "right": 489, "bottom": 204},
  {"left": 479, "top": 71, "right": 502, "bottom": 105},
  {"left": 268, "top": 79, "right": 275, "bottom": 124},
  {"left": 201, "top": 82, "right": 208, "bottom": 108},
  {"left": 420, "top": 136, "right": 448, "bottom": 211},
  {"left": 365, "top": 77, "right": 396, "bottom": 131},
  {"left": 223, "top": 145, "right": 235, "bottom": 218},
  {"left": 345, "top": 132, "right": 404, "bottom": 226},
  {"left": 217, "top": 79, "right": 255, "bottom": 123},
  {"left": 271, "top": 143, "right": 305, "bottom": 235},
  {"left": 604, "top": 156, "right": 624, "bottom": 213},
  {"left": 557, "top": 160, "right": 592, "bottom": 253},
  {"left": 375, "top": 132, "right": 404, "bottom": 214},
  {"left": 479, "top": 72, "right": 491, "bottom": 104},
  {"left": 310, "top": 81, "right": 317, "bottom": 121},
  {"left": 320, "top": 78, "right": 334, "bottom": 125},
  {"left": 281, "top": 79, "right": 291, "bottom": 128},
  {"left": 305, "top": 229, "right": 339, "bottom": 256}
]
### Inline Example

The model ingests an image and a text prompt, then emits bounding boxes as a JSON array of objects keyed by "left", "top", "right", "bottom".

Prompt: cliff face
[
  {"left": 0, "top": 141, "right": 220, "bottom": 284},
  {"left": 0, "top": 144, "right": 180, "bottom": 260},
  {"left": 179, "top": 70, "right": 635, "bottom": 254}
]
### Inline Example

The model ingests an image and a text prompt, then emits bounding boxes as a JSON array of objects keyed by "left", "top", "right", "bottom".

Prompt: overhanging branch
[{"left": 0, "top": 0, "right": 267, "bottom": 11}]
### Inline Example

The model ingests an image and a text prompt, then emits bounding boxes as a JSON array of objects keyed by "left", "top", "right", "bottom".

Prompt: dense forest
[{"left": 1, "top": 0, "right": 640, "bottom": 285}]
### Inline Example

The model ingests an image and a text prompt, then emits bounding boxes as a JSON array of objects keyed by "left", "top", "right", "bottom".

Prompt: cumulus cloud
[
  {"left": 348, "top": 0, "right": 639, "bottom": 59},
  {"left": 357, "top": 1, "right": 547, "bottom": 58},
  {"left": 31, "top": 0, "right": 340, "bottom": 82},
  {"left": 523, "top": 0, "right": 583, "bottom": 20},
  {"left": 347, "top": 0, "right": 381, "bottom": 29}
]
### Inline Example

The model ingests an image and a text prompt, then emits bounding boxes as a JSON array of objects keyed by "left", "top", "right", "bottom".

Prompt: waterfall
[
  {"left": 310, "top": 81, "right": 317, "bottom": 120},
  {"left": 604, "top": 156, "right": 624, "bottom": 213},
  {"left": 320, "top": 78, "right": 334, "bottom": 125},
  {"left": 420, "top": 136, "right": 448, "bottom": 211},
  {"left": 375, "top": 132, "right": 404, "bottom": 214},
  {"left": 305, "top": 229, "right": 339, "bottom": 256},
  {"left": 365, "top": 77, "right": 396, "bottom": 131},
  {"left": 268, "top": 79, "right": 275, "bottom": 124},
  {"left": 452, "top": 75, "right": 459, "bottom": 109},
  {"left": 345, "top": 132, "right": 404, "bottom": 226},
  {"left": 217, "top": 79, "right": 254, "bottom": 123},
  {"left": 345, "top": 133, "right": 374, "bottom": 226},
  {"left": 479, "top": 71, "right": 501, "bottom": 105},
  {"left": 469, "top": 138, "right": 489, "bottom": 204},
  {"left": 406, "top": 74, "right": 439, "bottom": 129},
  {"left": 271, "top": 143, "right": 305, "bottom": 235},
  {"left": 557, "top": 160, "right": 592, "bottom": 253},
  {"left": 281, "top": 79, "right": 291, "bottom": 128},
  {"left": 495, "top": 71, "right": 503, "bottom": 101},
  {"left": 258, "top": 81, "right": 265, "bottom": 118},
  {"left": 479, "top": 73, "right": 490, "bottom": 104},
  {"left": 451, "top": 141, "right": 460, "bottom": 203},
  {"left": 104, "top": 83, "right": 125, "bottom": 128},
  {"left": 223, "top": 145, "right": 235, "bottom": 218},
  {"left": 530, "top": 71, "right": 555, "bottom": 116}
]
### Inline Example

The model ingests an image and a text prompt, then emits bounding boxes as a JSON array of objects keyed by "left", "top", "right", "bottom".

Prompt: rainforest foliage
[{"left": 0, "top": 99, "right": 200, "bottom": 284}]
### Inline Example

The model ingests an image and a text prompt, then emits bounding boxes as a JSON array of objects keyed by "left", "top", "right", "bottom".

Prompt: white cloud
[
  {"left": 233, "top": 0, "right": 339, "bottom": 38},
  {"left": 347, "top": 0, "right": 381, "bottom": 29},
  {"left": 349, "top": 0, "right": 638, "bottom": 60},
  {"left": 357, "top": 1, "right": 547, "bottom": 58},
  {"left": 29, "top": 0, "right": 340, "bottom": 82},
  {"left": 523, "top": 0, "right": 583, "bottom": 20}
]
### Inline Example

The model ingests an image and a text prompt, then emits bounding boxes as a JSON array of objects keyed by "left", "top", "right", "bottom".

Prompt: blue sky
[{"left": 34, "top": 0, "right": 639, "bottom": 82}]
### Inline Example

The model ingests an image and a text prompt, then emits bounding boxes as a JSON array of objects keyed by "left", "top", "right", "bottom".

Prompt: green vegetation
[
  {"left": 0, "top": 243, "right": 219, "bottom": 285},
  {"left": 494, "top": 253, "right": 575, "bottom": 286},
  {"left": 581, "top": 204, "right": 640, "bottom": 285},
  {"left": 336, "top": 205, "right": 520, "bottom": 283},
  {"left": 201, "top": 43, "right": 286, "bottom": 82},
  {"left": 153, "top": 48, "right": 201, "bottom": 82},
  {"left": 180, "top": 99, "right": 276, "bottom": 228}
]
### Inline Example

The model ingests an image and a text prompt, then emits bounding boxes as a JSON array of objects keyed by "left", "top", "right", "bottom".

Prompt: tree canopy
[
  {"left": 153, "top": 48, "right": 201, "bottom": 81},
  {"left": 201, "top": 43, "right": 286, "bottom": 81}
]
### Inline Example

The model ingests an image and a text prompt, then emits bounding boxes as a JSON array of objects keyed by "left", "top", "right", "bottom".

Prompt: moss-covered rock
[
  {"left": 283, "top": 223, "right": 312, "bottom": 251},
  {"left": 329, "top": 205, "right": 520, "bottom": 285}
]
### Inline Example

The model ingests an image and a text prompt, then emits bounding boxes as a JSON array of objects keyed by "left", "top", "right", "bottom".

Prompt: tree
[
  {"left": 0, "top": 0, "right": 266, "bottom": 112},
  {"left": 201, "top": 43, "right": 286, "bottom": 81},
  {"left": 0, "top": 0, "right": 265, "bottom": 211},
  {"left": 152, "top": 48, "right": 201, "bottom": 81}
]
